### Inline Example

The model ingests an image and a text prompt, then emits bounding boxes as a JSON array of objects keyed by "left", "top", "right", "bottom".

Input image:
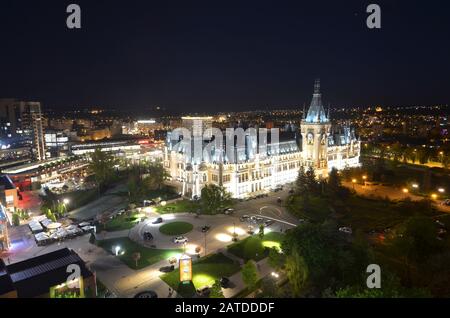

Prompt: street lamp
[
  {"left": 402, "top": 188, "right": 409, "bottom": 194},
  {"left": 412, "top": 184, "right": 419, "bottom": 189},
  {"left": 362, "top": 175, "right": 367, "bottom": 186},
  {"left": 438, "top": 188, "right": 445, "bottom": 193},
  {"left": 352, "top": 179, "right": 357, "bottom": 190},
  {"left": 431, "top": 193, "right": 438, "bottom": 200}
]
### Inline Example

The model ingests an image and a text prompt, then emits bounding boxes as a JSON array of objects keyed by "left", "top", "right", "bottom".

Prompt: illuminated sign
[
  {"left": 49, "top": 277, "right": 85, "bottom": 298},
  {"left": 179, "top": 254, "right": 192, "bottom": 283}
]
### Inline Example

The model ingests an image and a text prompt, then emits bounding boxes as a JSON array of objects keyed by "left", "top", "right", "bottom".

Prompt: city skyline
[{"left": 1, "top": 0, "right": 449, "bottom": 112}]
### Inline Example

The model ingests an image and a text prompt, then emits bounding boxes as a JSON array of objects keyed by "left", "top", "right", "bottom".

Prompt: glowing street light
[
  {"left": 431, "top": 193, "right": 438, "bottom": 200},
  {"left": 402, "top": 188, "right": 409, "bottom": 194},
  {"left": 352, "top": 179, "right": 357, "bottom": 190},
  {"left": 412, "top": 184, "right": 419, "bottom": 189},
  {"left": 438, "top": 188, "right": 445, "bottom": 193}
]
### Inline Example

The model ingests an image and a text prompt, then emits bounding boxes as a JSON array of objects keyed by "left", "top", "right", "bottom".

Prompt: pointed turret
[{"left": 305, "top": 79, "right": 329, "bottom": 123}]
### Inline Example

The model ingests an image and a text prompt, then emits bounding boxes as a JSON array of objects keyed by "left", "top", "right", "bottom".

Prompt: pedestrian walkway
[{"left": 222, "top": 258, "right": 274, "bottom": 298}]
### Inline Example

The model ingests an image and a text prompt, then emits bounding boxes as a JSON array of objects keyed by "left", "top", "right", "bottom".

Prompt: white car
[
  {"left": 173, "top": 236, "right": 188, "bottom": 244},
  {"left": 339, "top": 227, "right": 352, "bottom": 234}
]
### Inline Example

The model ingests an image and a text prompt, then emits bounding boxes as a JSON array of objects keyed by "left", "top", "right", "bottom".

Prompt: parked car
[
  {"left": 173, "top": 236, "right": 188, "bottom": 244},
  {"left": 339, "top": 227, "right": 352, "bottom": 234},
  {"left": 264, "top": 219, "right": 275, "bottom": 227},
  {"left": 201, "top": 225, "right": 210, "bottom": 233},
  {"left": 143, "top": 200, "right": 156, "bottom": 206},
  {"left": 240, "top": 215, "right": 250, "bottom": 222},
  {"left": 134, "top": 291, "right": 158, "bottom": 298},
  {"left": 249, "top": 216, "right": 263, "bottom": 223},
  {"left": 152, "top": 217, "right": 163, "bottom": 224},
  {"left": 223, "top": 208, "right": 235, "bottom": 215},
  {"left": 196, "top": 286, "right": 211, "bottom": 297},
  {"left": 143, "top": 231, "right": 153, "bottom": 241},
  {"left": 159, "top": 265, "right": 175, "bottom": 273},
  {"left": 220, "top": 277, "right": 230, "bottom": 288}
]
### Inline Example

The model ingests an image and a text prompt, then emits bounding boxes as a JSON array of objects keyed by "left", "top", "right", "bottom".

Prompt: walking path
[{"left": 222, "top": 258, "right": 274, "bottom": 298}]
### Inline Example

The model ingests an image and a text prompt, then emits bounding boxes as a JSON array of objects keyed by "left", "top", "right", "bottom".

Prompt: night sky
[{"left": 1, "top": 0, "right": 449, "bottom": 113}]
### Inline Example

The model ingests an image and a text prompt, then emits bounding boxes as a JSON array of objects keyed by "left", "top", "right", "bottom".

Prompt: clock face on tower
[{"left": 307, "top": 132, "right": 314, "bottom": 145}]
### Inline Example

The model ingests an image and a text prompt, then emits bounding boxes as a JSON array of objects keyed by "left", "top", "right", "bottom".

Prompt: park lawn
[
  {"left": 335, "top": 195, "right": 441, "bottom": 232},
  {"left": 227, "top": 232, "right": 285, "bottom": 262},
  {"left": 97, "top": 237, "right": 182, "bottom": 269},
  {"left": 155, "top": 199, "right": 200, "bottom": 214},
  {"left": 287, "top": 195, "right": 331, "bottom": 222},
  {"left": 102, "top": 212, "right": 146, "bottom": 232},
  {"left": 161, "top": 253, "right": 240, "bottom": 297},
  {"left": 159, "top": 221, "right": 193, "bottom": 235}
]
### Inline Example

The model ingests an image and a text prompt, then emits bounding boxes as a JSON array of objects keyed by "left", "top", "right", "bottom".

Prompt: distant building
[
  {"left": 165, "top": 80, "right": 360, "bottom": 198},
  {"left": 0, "top": 204, "right": 10, "bottom": 251},
  {"left": 0, "top": 99, "right": 46, "bottom": 161},
  {"left": 0, "top": 175, "right": 18, "bottom": 214},
  {"left": 0, "top": 248, "right": 97, "bottom": 298},
  {"left": 182, "top": 116, "right": 213, "bottom": 138},
  {"left": 44, "top": 130, "right": 70, "bottom": 158}
]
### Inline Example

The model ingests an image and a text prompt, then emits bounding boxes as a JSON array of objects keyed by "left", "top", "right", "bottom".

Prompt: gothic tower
[{"left": 301, "top": 79, "right": 331, "bottom": 174}]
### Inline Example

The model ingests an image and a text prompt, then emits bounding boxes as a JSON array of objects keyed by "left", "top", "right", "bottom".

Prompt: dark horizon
[{"left": 1, "top": 0, "right": 449, "bottom": 112}]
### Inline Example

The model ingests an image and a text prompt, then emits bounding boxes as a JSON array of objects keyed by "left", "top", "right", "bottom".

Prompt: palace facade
[{"left": 164, "top": 80, "right": 360, "bottom": 198}]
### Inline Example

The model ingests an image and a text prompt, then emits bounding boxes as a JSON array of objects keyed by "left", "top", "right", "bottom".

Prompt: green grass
[
  {"left": 102, "top": 212, "right": 145, "bottom": 232},
  {"left": 56, "top": 189, "right": 98, "bottom": 212},
  {"left": 159, "top": 222, "right": 194, "bottom": 235},
  {"left": 155, "top": 199, "right": 200, "bottom": 214},
  {"left": 161, "top": 253, "right": 240, "bottom": 297},
  {"left": 286, "top": 195, "right": 332, "bottom": 222},
  {"left": 227, "top": 232, "right": 285, "bottom": 262},
  {"left": 335, "top": 195, "right": 441, "bottom": 232},
  {"left": 97, "top": 237, "right": 182, "bottom": 269}
]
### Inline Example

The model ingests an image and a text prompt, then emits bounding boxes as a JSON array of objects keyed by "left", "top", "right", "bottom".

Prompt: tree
[
  {"left": 295, "top": 166, "right": 308, "bottom": 195},
  {"left": 442, "top": 154, "right": 450, "bottom": 169},
  {"left": 393, "top": 216, "right": 442, "bottom": 264},
  {"left": 268, "top": 247, "right": 285, "bottom": 270},
  {"left": 200, "top": 184, "right": 232, "bottom": 214},
  {"left": 89, "top": 232, "right": 96, "bottom": 245},
  {"left": 12, "top": 213, "right": 20, "bottom": 226},
  {"left": 89, "top": 148, "right": 117, "bottom": 194},
  {"left": 132, "top": 252, "right": 141, "bottom": 268},
  {"left": 285, "top": 247, "right": 309, "bottom": 297},
  {"left": 335, "top": 271, "right": 431, "bottom": 298},
  {"left": 209, "top": 280, "right": 224, "bottom": 298},
  {"left": 258, "top": 224, "right": 265, "bottom": 239},
  {"left": 143, "top": 161, "right": 170, "bottom": 190},
  {"left": 327, "top": 168, "right": 341, "bottom": 196},
  {"left": 257, "top": 277, "right": 279, "bottom": 298},
  {"left": 305, "top": 166, "right": 318, "bottom": 194},
  {"left": 241, "top": 260, "right": 259, "bottom": 290}
]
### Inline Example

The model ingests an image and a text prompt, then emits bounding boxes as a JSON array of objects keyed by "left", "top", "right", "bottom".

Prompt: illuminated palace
[{"left": 164, "top": 80, "right": 360, "bottom": 198}]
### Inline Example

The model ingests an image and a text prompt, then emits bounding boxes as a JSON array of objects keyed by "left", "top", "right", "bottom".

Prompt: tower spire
[{"left": 314, "top": 78, "right": 321, "bottom": 95}]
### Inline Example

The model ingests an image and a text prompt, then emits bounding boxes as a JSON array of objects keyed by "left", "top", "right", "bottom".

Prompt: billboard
[{"left": 179, "top": 254, "right": 192, "bottom": 283}]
